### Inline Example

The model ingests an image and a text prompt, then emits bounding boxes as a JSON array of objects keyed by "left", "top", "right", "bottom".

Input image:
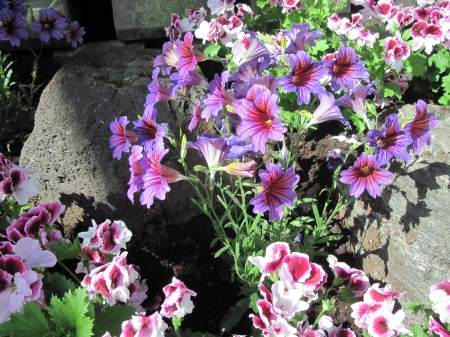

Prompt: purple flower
[
  {"left": 403, "top": 99, "right": 440, "bottom": 154},
  {"left": 66, "top": 21, "right": 85, "bottom": 48},
  {"left": 8, "top": 0, "right": 27, "bottom": 15},
  {"left": 169, "top": 69, "right": 208, "bottom": 96},
  {"left": 235, "top": 86, "right": 286, "bottom": 154},
  {"left": 335, "top": 84, "right": 375, "bottom": 126},
  {"left": 31, "top": 8, "right": 67, "bottom": 43},
  {"left": 201, "top": 70, "right": 235, "bottom": 120},
  {"left": 231, "top": 31, "right": 272, "bottom": 67},
  {"left": 0, "top": 9, "right": 28, "bottom": 47},
  {"left": 187, "top": 134, "right": 230, "bottom": 179},
  {"left": 367, "top": 114, "right": 412, "bottom": 166},
  {"left": 110, "top": 116, "right": 138, "bottom": 160},
  {"left": 175, "top": 31, "right": 206, "bottom": 77},
  {"left": 325, "top": 45, "right": 370, "bottom": 92},
  {"left": 282, "top": 23, "right": 323, "bottom": 54},
  {"left": 327, "top": 149, "right": 345, "bottom": 171},
  {"left": 154, "top": 41, "right": 181, "bottom": 76},
  {"left": 145, "top": 67, "right": 173, "bottom": 111},
  {"left": 305, "top": 92, "right": 350, "bottom": 129},
  {"left": 132, "top": 107, "right": 165, "bottom": 150},
  {"left": 0, "top": 0, "right": 9, "bottom": 10},
  {"left": 280, "top": 51, "right": 327, "bottom": 105},
  {"left": 250, "top": 163, "right": 300, "bottom": 222},
  {"left": 229, "top": 57, "right": 270, "bottom": 95},
  {"left": 188, "top": 100, "right": 206, "bottom": 132},
  {"left": 339, "top": 152, "right": 393, "bottom": 198}
]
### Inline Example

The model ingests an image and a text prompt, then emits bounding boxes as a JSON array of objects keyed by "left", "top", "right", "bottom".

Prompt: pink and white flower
[
  {"left": 248, "top": 242, "right": 290, "bottom": 280},
  {"left": 120, "top": 312, "right": 168, "bottom": 337},
  {"left": 430, "top": 281, "right": 450, "bottom": 324},
  {"left": 160, "top": 277, "right": 197, "bottom": 318}
]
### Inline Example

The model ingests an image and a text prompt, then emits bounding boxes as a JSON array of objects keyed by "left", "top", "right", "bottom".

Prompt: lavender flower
[
  {"left": 202, "top": 70, "right": 235, "bottom": 120},
  {"left": 66, "top": 21, "right": 85, "bottom": 48},
  {"left": 31, "top": 8, "right": 67, "bottom": 43},
  {"left": 335, "top": 84, "right": 375, "bottom": 127},
  {"left": 0, "top": 8, "right": 27, "bottom": 47},
  {"left": 110, "top": 116, "right": 138, "bottom": 160},
  {"left": 305, "top": 92, "right": 350, "bottom": 129},
  {"left": 282, "top": 23, "right": 323, "bottom": 54},
  {"left": 8, "top": 0, "right": 27, "bottom": 15},
  {"left": 132, "top": 107, "right": 165, "bottom": 150}
]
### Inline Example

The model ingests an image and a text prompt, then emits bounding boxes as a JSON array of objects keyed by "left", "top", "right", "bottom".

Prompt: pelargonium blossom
[
  {"left": 0, "top": 8, "right": 28, "bottom": 47},
  {"left": 403, "top": 99, "right": 440, "bottom": 154},
  {"left": 280, "top": 50, "right": 327, "bottom": 105},
  {"left": 250, "top": 163, "right": 299, "bottom": 222},
  {"left": 31, "top": 8, "right": 67, "bottom": 43},
  {"left": 248, "top": 242, "right": 291, "bottom": 280},
  {"left": 429, "top": 316, "right": 450, "bottom": 337},
  {"left": 160, "top": 277, "right": 197, "bottom": 318},
  {"left": 339, "top": 152, "right": 393, "bottom": 198},
  {"left": 430, "top": 280, "right": 450, "bottom": 324},
  {"left": 121, "top": 313, "right": 168, "bottom": 337}
]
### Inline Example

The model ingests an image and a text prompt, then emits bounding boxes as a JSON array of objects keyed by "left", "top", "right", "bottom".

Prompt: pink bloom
[
  {"left": 250, "top": 163, "right": 299, "bottom": 222},
  {"left": 351, "top": 301, "right": 387, "bottom": 328},
  {"left": 270, "top": 280, "right": 309, "bottom": 319},
  {"left": 188, "top": 100, "right": 206, "bottom": 131},
  {"left": 110, "top": 116, "right": 138, "bottom": 160},
  {"left": 175, "top": 32, "right": 207, "bottom": 77},
  {"left": 250, "top": 299, "right": 298, "bottom": 336},
  {"left": 154, "top": 40, "right": 181, "bottom": 76},
  {"left": 0, "top": 168, "right": 39, "bottom": 205},
  {"left": 364, "top": 283, "right": 403, "bottom": 305},
  {"left": 133, "top": 108, "right": 165, "bottom": 150},
  {"left": 120, "top": 312, "right": 168, "bottom": 337},
  {"left": 305, "top": 92, "right": 350, "bottom": 129},
  {"left": 411, "top": 21, "right": 443, "bottom": 54},
  {"left": 14, "top": 237, "right": 57, "bottom": 268},
  {"left": 248, "top": 242, "right": 290, "bottom": 280},
  {"left": 160, "top": 277, "right": 197, "bottom": 318},
  {"left": 429, "top": 316, "right": 450, "bottom": 337},
  {"left": 327, "top": 255, "right": 357, "bottom": 280},
  {"left": 145, "top": 68, "right": 174, "bottom": 111},
  {"left": 430, "top": 281, "right": 450, "bottom": 324},
  {"left": 383, "top": 33, "right": 410, "bottom": 72},
  {"left": 339, "top": 152, "right": 393, "bottom": 198},
  {"left": 202, "top": 70, "right": 235, "bottom": 120},
  {"left": 403, "top": 99, "right": 440, "bottom": 154},
  {"left": 207, "top": 0, "right": 235, "bottom": 15},
  {"left": 367, "top": 309, "right": 411, "bottom": 337},
  {"left": 278, "top": 252, "right": 312, "bottom": 283},
  {"left": 224, "top": 160, "right": 257, "bottom": 177}
]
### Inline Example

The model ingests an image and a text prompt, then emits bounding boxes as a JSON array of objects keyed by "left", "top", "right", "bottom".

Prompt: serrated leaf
[
  {"left": 49, "top": 240, "right": 81, "bottom": 261},
  {"left": 92, "top": 305, "right": 135, "bottom": 337},
  {"left": 0, "top": 301, "right": 51, "bottom": 337},
  {"left": 384, "top": 82, "right": 402, "bottom": 99},
  {"left": 441, "top": 74, "right": 450, "bottom": 93},
  {"left": 46, "top": 272, "right": 77, "bottom": 300},
  {"left": 47, "top": 288, "right": 94, "bottom": 337},
  {"left": 428, "top": 52, "right": 449, "bottom": 73}
]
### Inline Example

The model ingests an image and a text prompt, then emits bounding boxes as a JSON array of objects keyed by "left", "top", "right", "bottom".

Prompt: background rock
[{"left": 342, "top": 103, "right": 450, "bottom": 325}]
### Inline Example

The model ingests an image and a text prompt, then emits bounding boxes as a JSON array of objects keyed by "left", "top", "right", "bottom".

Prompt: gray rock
[
  {"left": 111, "top": 0, "right": 207, "bottom": 41},
  {"left": 20, "top": 41, "right": 203, "bottom": 238},
  {"left": 342, "top": 103, "right": 450, "bottom": 326}
]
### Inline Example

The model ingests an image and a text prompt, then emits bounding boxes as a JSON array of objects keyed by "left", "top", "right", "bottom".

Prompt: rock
[
  {"left": 111, "top": 0, "right": 207, "bottom": 41},
  {"left": 20, "top": 41, "right": 203, "bottom": 238},
  {"left": 342, "top": 103, "right": 450, "bottom": 326}
]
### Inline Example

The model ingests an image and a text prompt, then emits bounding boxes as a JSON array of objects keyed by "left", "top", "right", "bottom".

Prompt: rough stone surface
[
  {"left": 111, "top": 0, "right": 207, "bottom": 41},
  {"left": 342, "top": 103, "right": 450, "bottom": 325},
  {"left": 20, "top": 41, "right": 203, "bottom": 239}
]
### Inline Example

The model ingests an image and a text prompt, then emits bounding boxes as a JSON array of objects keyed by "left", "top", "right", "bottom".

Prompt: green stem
[{"left": 58, "top": 260, "right": 82, "bottom": 284}]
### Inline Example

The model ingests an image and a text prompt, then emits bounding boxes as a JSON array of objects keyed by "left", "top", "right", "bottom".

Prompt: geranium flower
[
  {"left": 160, "top": 277, "right": 197, "bottom": 318},
  {"left": 121, "top": 313, "right": 168, "bottom": 337},
  {"left": 236, "top": 86, "right": 286, "bottom": 153},
  {"left": 430, "top": 281, "right": 450, "bottom": 323},
  {"left": 248, "top": 242, "right": 290, "bottom": 279},
  {"left": 429, "top": 316, "right": 450, "bottom": 337},
  {"left": 175, "top": 32, "right": 207, "bottom": 77},
  {"left": 339, "top": 152, "right": 393, "bottom": 198},
  {"left": 1, "top": 168, "right": 39, "bottom": 205},
  {"left": 0, "top": 8, "right": 28, "bottom": 47},
  {"left": 110, "top": 116, "right": 138, "bottom": 160},
  {"left": 368, "top": 114, "right": 412, "bottom": 165},
  {"left": 278, "top": 252, "right": 312, "bottom": 284},
  {"left": 403, "top": 99, "right": 440, "bottom": 154},
  {"left": 31, "top": 8, "right": 67, "bottom": 43},
  {"left": 207, "top": 0, "right": 235, "bottom": 15},
  {"left": 250, "top": 163, "right": 299, "bottom": 221},
  {"left": 250, "top": 299, "right": 298, "bottom": 336},
  {"left": 366, "top": 309, "right": 411, "bottom": 337},
  {"left": 14, "top": 237, "right": 57, "bottom": 268},
  {"left": 66, "top": 21, "right": 85, "bottom": 48},
  {"left": 280, "top": 50, "right": 327, "bottom": 105},
  {"left": 325, "top": 45, "right": 370, "bottom": 92},
  {"left": 383, "top": 32, "right": 410, "bottom": 72}
]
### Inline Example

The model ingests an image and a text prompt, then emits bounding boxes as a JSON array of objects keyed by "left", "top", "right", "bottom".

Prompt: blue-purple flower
[
  {"left": 339, "top": 152, "right": 393, "bottom": 198},
  {"left": 8, "top": 0, "right": 27, "bottom": 15},
  {"left": 327, "top": 149, "right": 345, "bottom": 172},
  {"left": 282, "top": 23, "right": 323, "bottom": 55},
  {"left": 132, "top": 107, "right": 165, "bottom": 150},
  {"left": 31, "top": 8, "right": 67, "bottom": 43},
  {"left": 250, "top": 163, "right": 300, "bottom": 222},
  {"left": 403, "top": 99, "right": 440, "bottom": 154},
  {"left": 0, "top": 8, "right": 28, "bottom": 47},
  {"left": 280, "top": 51, "right": 327, "bottom": 105},
  {"left": 66, "top": 21, "right": 85, "bottom": 48},
  {"left": 145, "top": 67, "right": 174, "bottom": 112},
  {"left": 367, "top": 114, "right": 412, "bottom": 166},
  {"left": 110, "top": 116, "right": 138, "bottom": 160},
  {"left": 305, "top": 92, "right": 350, "bottom": 129},
  {"left": 202, "top": 70, "right": 235, "bottom": 120},
  {"left": 335, "top": 84, "right": 375, "bottom": 127}
]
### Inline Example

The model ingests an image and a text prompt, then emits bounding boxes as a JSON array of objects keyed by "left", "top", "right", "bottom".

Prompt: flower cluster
[
  {"left": 0, "top": 153, "right": 39, "bottom": 205},
  {"left": 0, "top": 3, "right": 85, "bottom": 48},
  {"left": 430, "top": 280, "right": 450, "bottom": 326}
]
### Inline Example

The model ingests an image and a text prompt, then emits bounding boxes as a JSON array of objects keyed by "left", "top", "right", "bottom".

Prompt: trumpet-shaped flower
[
  {"left": 133, "top": 107, "right": 165, "bottom": 150},
  {"left": 367, "top": 114, "right": 412, "bottom": 166},
  {"left": 305, "top": 92, "right": 350, "bottom": 129},
  {"left": 202, "top": 70, "right": 235, "bottom": 120},
  {"left": 145, "top": 68, "right": 174, "bottom": 112},
  {"left": 280, "top": 50, "right": 327, "bottom": 105},
  {"left": 154, "top": 40, "right": 181, "bottom": 76},
  {"left": 110, "top": 116, "right": 138, "bottom": 160},
  {"left": 223, "top": 160, "right": 257, "bottom": 177},
  {"left": 236, "top": 87, "right": 286, "bottom": 153},
  {"left": 282, "top": 23, "right": 323, "bottom": 54},
  {"left": 339, "top": 152, "right": 393, "bottom": 198},
  {"left": 250, "top": 163, "right": 299, "bottom": 221},
  {"left": 403, "top": 99, "right": 440, "bottom": 154},
  {"left": 335, "top": 84, "right": 375, "bottom": 127},
  {"left": 175, "top": 31, "right": 207, "bottom": 77}
]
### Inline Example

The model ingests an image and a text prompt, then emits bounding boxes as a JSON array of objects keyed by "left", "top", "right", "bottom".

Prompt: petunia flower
[
  {"left": 367, "top": 114, "right": 412, "bottom": 166},
  {"left": 282, "top": 23, "right": 323, "bottom": 54},
  {"left": 132, "top": 107, "right": 165, "bottom": 150},
  {"left": 66, "top": 21, "right": 85, "bottom": 48},
  {"left": 154, "top": 40, "right": 181, "bottom": 76},
  {"left": 280, "top": 50, "right": 327, "bottom": 105},
  {"left": 403, "top": 99, "right": 440, "bottom": 154},
  {"left": 250, "top": 163, "right": 299, "bottom": 221},
  {"left": 339, "top": 152, "right": 393, "bottom": 198},
  {"left": 305, "top": 92, "right": 350, "bottom": 129},
  {"left": 175, "top": 31, "right": 207, "bottom": 77},
  {"left": 0, "top": 8, "right": 28, "bottom": 47},
  {"left": 201, "top": 70, "right": 235, "bottom": 120},
  {"left": 110, "top": 116, "right": 138, "bottom": 160},
  {"left": 31, "top": 8, "right": 67, "bottom": 43}
]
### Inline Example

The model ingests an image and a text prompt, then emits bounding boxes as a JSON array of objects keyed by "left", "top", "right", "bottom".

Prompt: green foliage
[
  {"left": 0, "top": 302, "right": 51, "bottom": 337},
  {"left": 44, "top": 272, "right": 77, "bottom": 301},
  {"left": 50, "top": 237, "right": 83, "bottom": 261},
  {"left": 92, "top": 305, "right": 135, "bottom": 337}
]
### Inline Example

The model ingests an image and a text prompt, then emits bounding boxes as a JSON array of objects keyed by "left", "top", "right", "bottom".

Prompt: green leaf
[
  {"left": 441, "top": 74, "right": 450, "bottom": 93},
  {"left": 383, "top": 82, "right": 402, "bottom": 99},
  {"left": 47, "top": 287, "right": 94, "bottom": 337},
  {"left": 408, "top": 324, "right": 428, "bottom": 337},
  {"left": 203, "top": 43, "right": 222, "bottom": 57},
  {"left": 219, "top": 306, "right": 249, "bottom": 333},
  {"left": 404, "top": 53, "right": 427, "bottom": 77},
  {"left": 256, "top": 0, "right": 270, "bottom": 8},
  {"left": 50, "top": 239, "right": 82, "bottom": 261},
  {"left": 214, "top": 246, "right": 228, "bottom": 258},
  {"left": 92, "top": 305, "right": 135, "bottom": 337},
  {"left": 428, "top": 51, "right": 449, "bottom": 73},
  {"left": 0, "top": 301, "right": 51, "bottom": 337},
  {"left": 45, "top": 272, "right": 77, "bottom": 300}
]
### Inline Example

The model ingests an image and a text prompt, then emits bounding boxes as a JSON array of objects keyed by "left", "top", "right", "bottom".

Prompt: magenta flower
[
  {"left": 121, "top": 313, "right": 168, "bottom": 337},
  {"left": 403, "top": 99, "right": 440, "bottom": 154},
  {"left": 188, "top": 100, "right": 206, "bottom": 132},
  {"left": 231, "top": 31, "right": 272, "bottom": 67},
  {"left": 169, "top": 69, "right": 208, "bottom": 95},
  {"left": 229, "top": 57, "right": 270, "bottom": 94},
  {"left": 202, "top": 70, "right": 235, "bottom": 120},
  {"left": 175, "top": 31, "right": 207, "bottom": 77},
  {"left": 160, "top": 277, "right": 197, "bottom": 319},
  {"left": 367, "top": 114, "right": 412, "bottom": 166},
  {"left": 248, "top": 242, "right": 290, "bottom": 280},
  {"left": 339, "top": 152, "right": 393, "bottom": 198},
  {"left": 429, "top": 316, "right": 450, "bottom": 337},
  {"left": 145, "top": 68, "right": 174, "bottom": 111},
  {"left": 66, "top": 21, "right": 85, "bottom": 48},
  {"left": 31, "top": 8, "right": 67, "bottom": 43},
  {"left": 335, "top": 84, "right": 375, "bottom": 127},
  {"left": 250, "top": 163, "right": 299, "bottom": 222},
  {"left": 305, "top": 92, "right": 350, "bottom": 129},
  {"left": 282, "top": 23, "right": 323, "bottom": 54},
  {"left": 280, "top": 51, "right": 327, "bottom": 105},
  {"left": 154, "top": 40, "right": 181, "bottom": 76},
  {"left": 325, "top": 45, "right": 370, "bottom": 92},
  {"left": 110, "top": 116, "right": 138, "bottom": 160},
  {"left": 132, "top": 107, "right": 165, "bottom": 149},
  {"left": 236, "top": 86, "right": 286, "bottom": 154},
  {"left": 279, "top": 252, "right": 312, "bottom": 283},
  {"left": 0, "top": 9, "right": 28, "bottom": 47}
]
